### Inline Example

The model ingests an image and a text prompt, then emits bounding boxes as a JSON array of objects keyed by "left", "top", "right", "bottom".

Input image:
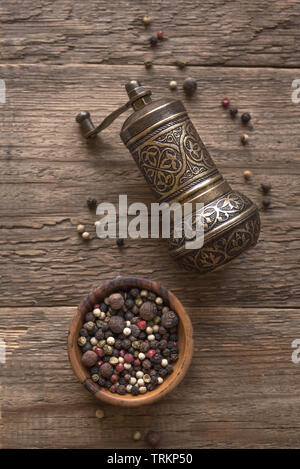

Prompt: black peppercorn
[
  {"left": 229, "top": 107, "right": 238, "bottom": 118},
  {"left": 149, "top": 35, "right": 158, "bottom": 46},
  {"left": 100, "top": 302, "right": 108, "bottom": 313},
  {"left": 241, "top": 112, "right": 251, "bottom": 123},
  {"left": 262, "top": 196, "right": 271, "bottom": 209},
  {"left": 261, "top": 182, "right": 272, "bottom": 194},
  {"left": 162, "top": 348, "right": 171, "bottom": 357},
  {"left": 79, "top": 328, "right": 89, "bottom": 337},
  {"left": 129, "top": 288, "right": 139, "bottom": 298},
  {"left": 170, "top": 352, "right": 178, "bottom": 362},
  {"left": 95, "top": 330, "right": 104, "bottom": 341},
  {"left": 122, "top": 339, "right": 131, "bottom": 349},
  {"left": 183, "top": 77, "right": 197, "bottom": 96},
  {"left": 116, "top": 238, "right": 124, "bottom": 247},
  {"left": 131, "top": 386, "right": 139, "bottom": 395},
  {"left": 85, "top": 312, "right": 95, "bottom": 322},
  {"left": 81, "top": 343, "right": 92, "bottom": 353},
  {"left": 87, "top": 197, "right": 97, "bottom": 209},
  {"left": 152, "top": 353, "right": 162, "bottom": 364}
]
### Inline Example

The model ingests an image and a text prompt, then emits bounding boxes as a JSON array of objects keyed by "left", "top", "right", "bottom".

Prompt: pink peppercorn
[
  {"left": 110, "top": 374, "right": 119, "bottom": 383},
  {"left": 120, "top": 350, "right": 125, "bottom": 357},
  {"left": 97, "top": 360, "right": 103, "bottom": 367},
  {"left": 124, "top": 353, "right": 134, "bottom": 363},
  {"left": 94, "top": 304, "right": 100, "bottom": 308},
  {"left": 134, "top": 359, "right": 141, "bottom": 367},
  {"left": 138, "top": 320, "right": 147, "bottom": 330},
  {"left": 95, "top": 347, "right": 104, "bottom": 357},
  {"left": 157, "top": 29, "right": 164, "bottom": 40},
  {"left": 147, "top": 349, "right": 156, "bottom": 359},
  {"left": 115, "top": 363, "right": 124, "bottom": 373},
  {"left": 221, "top": 97, "right": 230, "bottom": 108},
  {"left": 110, "top": 385, "right": 116, "bottom": 393}
]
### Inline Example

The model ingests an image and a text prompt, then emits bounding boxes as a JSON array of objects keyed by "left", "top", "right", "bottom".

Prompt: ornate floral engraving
[
  {"left": 176, "top": 211, "right": 260, "bottom": 273},
  {"left": 130, "top": 117, "right": 216, "bottom": 199},
  {"left": 168, "top": 191, "right": 252, "bottom": 251}
]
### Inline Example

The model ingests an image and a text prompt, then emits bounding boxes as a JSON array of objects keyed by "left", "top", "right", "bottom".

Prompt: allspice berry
[
  {"left": 140, "top": 301, "right": 157, "bottom": 321},
  {"left": 161, "top": 310, "right": 178, "bottom": 329},
  {"left": 108, "top": 315, "right": 125, "bottom": 334},
  {"left": 99, "top": 362, "right": 113, "bottom": 378},
  {"left": 81, "top": 350, "right": 98, "bottom": 368},
  {"left": 109, "top": 293, "right": 124, "bottom": 310},
  {"left": 145, "top": 430, "right": 161, "bottom": 447}
]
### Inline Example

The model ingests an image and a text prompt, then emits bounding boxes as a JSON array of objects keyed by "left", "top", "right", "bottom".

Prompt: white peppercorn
[
  {"left": 147, "top": 334, "right": 155, "bottom": 341},
  {"left": 93, "top": 308, "right": 101, "bottom": 317},
  {"left": 144, "top": 374, "right": 151, "bottom": 383},
  {"left": 107, "top": 336, "right": 115, "bottom": 346},
  {"left": 161, "top": 359, "right": 168, "bottom": 367},
  {"left": 155, "top": 297, "right": 163, "bottom": 305},
  {"left": 130, "top": 377, "right": 137, "bottom": 385},
  {"left": 136, "top": 371, "right": 144, "bottom": 379},
  {"left": 82, "top": 231, "right": 90, "bottom": 240},
  {"left": 123, "top": 327, "right": 131, "bottom": 336},
  {"left": 138, "top": 352, "right": 146, "bottom": 361},
  {"left": 137, "top": 378, "right": 144, "bottom": 387},
  {"left": 139, "top": 386, "right": 147, "bottom": 394},
  {"left": 90, "top": 337, "right": 98, "bottom": 346},
  {"left": 77, "top": 224, "right": 85, "bottom": 233},
  {"left": 157, "top": 377, "right": 163, "bottom": 384}
]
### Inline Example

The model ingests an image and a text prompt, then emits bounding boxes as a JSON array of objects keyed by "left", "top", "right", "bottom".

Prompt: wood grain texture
[
  {"left": 0, "top": 0, "right": 300, "bottom": 449},
  {"left": 0, "top": 0, "right": 300, "bottom": 67},
  {"left": 1, "top": 306, "right": 300, "bottom": 449}
]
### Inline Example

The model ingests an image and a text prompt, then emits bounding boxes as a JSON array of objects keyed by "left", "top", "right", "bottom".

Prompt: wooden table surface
[{"left": 1, "top": 0, "right": 300, "bottom": 449}]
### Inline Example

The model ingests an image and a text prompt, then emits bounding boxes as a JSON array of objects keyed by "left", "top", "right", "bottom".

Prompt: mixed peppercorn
[{"left": 78, "top": 288, "right": 179, "bottom": 395}]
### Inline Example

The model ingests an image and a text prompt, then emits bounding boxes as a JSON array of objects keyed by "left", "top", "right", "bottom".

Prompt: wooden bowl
[{"left": 67, "top": 276, "right": 194, "bottom": 407}]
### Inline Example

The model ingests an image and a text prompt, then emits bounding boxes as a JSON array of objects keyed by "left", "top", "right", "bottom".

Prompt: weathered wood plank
[
  {"left": 0, "top": 1, "right": 300, "bottom": 67},
  {"left": 0, "top": 64, "right": 299, "bottom": 164},
  {"left": 1, "top": 306, "right": 300, "bottom": 448}
]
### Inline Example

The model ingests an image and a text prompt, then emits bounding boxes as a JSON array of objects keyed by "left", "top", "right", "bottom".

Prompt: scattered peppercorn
[
  {"left": 157, "top": 30, "right": 164, "bottom": 40},
  {"left": 144, "top": 60, "right": 153, "bottom": 69},
  {"left": 221, "top": 97, "right": 230, "bottom": 108},
  {"left": 95, "top": 409, "right": 104, "bottom": 419},
  {"left": 175, "top": 59, "right": 187, "bottom": 69},
  {"left": 77, "top": 224, "right": 85, "bottom": 233},
  {"left": 143, "top": 15, "right": 151, "bottom": 26},
  {"left": 260, "top": 182, "right": 272, "bottom": 194},
  {"left": 87, "top": 197, "right": 97, "bottom": 209},
  {"left": 241, "top": 134, "right": 249, "bottom": 145},
  {"left": 116, "top": 238, "right": 124, "bottom": 247},
  {"left": 149, "top": 35, "right": 158, "bottom": 47},
  {"left": 243, "top": 170, "right": 252, "bottom": 180},
  {"left": 145, "top": 430, "right": 161, "bottom": 447},
  {"left": 241, "top": 112, "right": 251, "bottom": 123},
  {"left": 82, "top": 231, "right": 90, "bottom": 240},
  {"left": 169, "top": 80, "right": 177, "bottom": 90},
  {"left": 262, "top": 196, "right": 271, "bottom": 209},
  {"left": 183, "top": 77, "right": 197, "bottom": 96},
  {"left": 133, "top": 431, "right": 142, "bottom": 441},
  {"left": 229, "top": 107, "right": 238, "bottom": 118}
]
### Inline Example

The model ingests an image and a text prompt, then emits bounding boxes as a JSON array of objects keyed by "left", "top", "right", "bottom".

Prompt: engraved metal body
[{"left": 76, "top": 80, "right": 260, "bottom": 273}]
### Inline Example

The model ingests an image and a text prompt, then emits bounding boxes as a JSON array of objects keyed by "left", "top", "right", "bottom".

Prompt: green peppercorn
[
  {"left": 132, "top": 340, "right": 141, "bottom": 350},
  {"left": 78, "top": 336, "right": 87, "bottom": 347},
  {"left": 103, "top": 344, "right": 113, "bottom": 355},
  {"left": 91, "top": 374, "right": 99, "bottom": 382},
  {"left": 135, "top": 298, "right": 143, "bottom": 307}
]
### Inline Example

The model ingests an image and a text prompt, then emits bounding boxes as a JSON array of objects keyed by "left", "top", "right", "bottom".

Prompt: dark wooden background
[{"left": 1, "top": 0, "right": 300, "bottom": 449}]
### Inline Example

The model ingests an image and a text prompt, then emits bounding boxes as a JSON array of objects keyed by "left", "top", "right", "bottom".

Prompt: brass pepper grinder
[{"left": 76, "top": 80, "right": 260, "bottom": 273}]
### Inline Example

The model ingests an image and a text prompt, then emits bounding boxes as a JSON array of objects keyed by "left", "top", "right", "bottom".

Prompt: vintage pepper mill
[{"left": 76, "top": 80, "right": 260, "bottom": 273}]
